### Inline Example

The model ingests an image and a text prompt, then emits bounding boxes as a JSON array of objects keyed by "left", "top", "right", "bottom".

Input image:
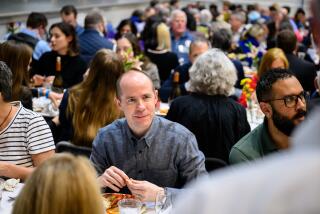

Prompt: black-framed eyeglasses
[{"left": 262, "top": 91, "right": 309, "bottom": 108}]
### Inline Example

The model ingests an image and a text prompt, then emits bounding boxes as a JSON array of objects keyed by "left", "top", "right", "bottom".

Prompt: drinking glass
[
  {"left": 155, "top": 190, "right": 172, "bottom": 214},
  {"left": 118, "top": 198, "right": 142, "bottom": 214}
]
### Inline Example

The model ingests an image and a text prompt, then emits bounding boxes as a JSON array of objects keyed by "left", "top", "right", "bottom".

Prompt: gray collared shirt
[{"left": 90, "top": 116, "right": 206, "bottom": 192}]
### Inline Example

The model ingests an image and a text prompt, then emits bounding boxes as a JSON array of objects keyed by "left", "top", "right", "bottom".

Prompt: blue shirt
[
  {"left": 171, "top": 31, "right": 194, "bottom": 65},
  {"left": 79, "top": 29, "right": 114, "bottom": 65},
  {"left": 75, "top": 24, "right": 84, "bottom": 36},
  {"left": 90, "top": 116, "right": 206, "bottom": 194},
  {"left": 19, "top": 28, "right": 51, "bottom": 60}
]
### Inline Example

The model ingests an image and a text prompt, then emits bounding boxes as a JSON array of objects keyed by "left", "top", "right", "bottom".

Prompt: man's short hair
[
  {"left": 231, "top": 11, "right": 246, "bottom": 23},
  {"left": 116, "top": 71, "right": 155, "bottom": 99},
  {"left": 189, "top": 36, "right": 211, "bottom": 53},
  {"left": 256, "top": 68, "right": 295, "bottom": 103},
  {"left": 0, "top": 61, "right": 12, "bottom": 102},
  {"left": 276, "top": 29, "right": 297, "bottom": 54},
  {"left": 84, "top": 11, "right": 104, "bottom": 29},
  {"left": 60, "top": 5, "right": 78, "bottom": 17},
  {"left": 169, "top": 9, "right": 187, "bottom": 23},
  {"left": 26, "top": 12, "right": 48, "bottom": 28},
  {"left": 211, "top": 28, "right": 232, "bottom": 52}
]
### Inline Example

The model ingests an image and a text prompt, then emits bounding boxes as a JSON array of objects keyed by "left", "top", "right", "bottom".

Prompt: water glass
[
  {"left": 118, "top": 198, "right": 142, "bottom": 214},
  {"left": 155, "top": 190, "right": 172, "bottom": 214}
]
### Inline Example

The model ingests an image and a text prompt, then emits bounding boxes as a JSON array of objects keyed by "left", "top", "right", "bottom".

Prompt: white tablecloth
[
  {"left": 0, "top": 183, "right": 23, "bottom": 214},
  {"left": 246, "top": 107, "right": 264, "bottom": 130}
]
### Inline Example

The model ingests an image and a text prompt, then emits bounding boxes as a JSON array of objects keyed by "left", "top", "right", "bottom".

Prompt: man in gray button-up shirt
[{"left": 90, "top": 70, "right": 206, "bottom": 202}]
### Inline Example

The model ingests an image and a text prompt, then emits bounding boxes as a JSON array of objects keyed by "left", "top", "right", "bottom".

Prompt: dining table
[
  {"left": 0, "top": 183, "right": 23, "bottom": 214},
  {"left": 32, "top": 96, "right": 59, "bottom": 118},
  {"left": 0, "top": 184, "right": 162, "bottom": 214}
]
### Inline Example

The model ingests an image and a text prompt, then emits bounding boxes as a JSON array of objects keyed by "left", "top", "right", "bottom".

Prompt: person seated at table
[
  {"left": 238, "top": 23, "right": 266, "bottom": 67},
  {"left": 159, "top": 36, "right": 210, "bottom": 102},
  {"left": 78, "top": 10, "right": 114, "bottom": 65},
  {"left": 31, "top": 22, "right": 87, "bottom": 90},
  {"left": 60, "top": 5, "right": 84, "bottom": 36},
  {"left": 229, "top": 68, "right": 307, "bottom": 164},
  {"left": 0, "top": 61, "right": 55, "bottom": 180},
  {"left": 90, "top": 70, "right": 206, "bottom": 202},
  {"left": 0, "top": 41, "right": 33, "bottom": 110},
  {"left": 7, "top": 12, "right": 51, "bottom": 61},
  {"left": 170, "top": 9, "right": 194, "bottom": 65},
  {"left": 166, "top": 49, "right": 250, "bottom": 163},
  {"left": 276, "top": 29, "right": 317, "bottom": 93},
  {"left": 114, "top": 18, "right": 138, "bottom": 40},
  {"left": 53, "top": 49, "right": 125, "bottom": 147},
  {"left": 210, "top": 28, "right": 245, "bottom": 91},
  {"left": 116, "top": 33, "right": 160, "bottom": 89},
  {"left": 0, "top": 41, "right": 63, "bottom": 110},
  {"left": 13, "top": 153, "right": 104, "bottom": 214},
  {"left": 258, "top": 47, "right": 289, "bottom": 78},
  {"left": 142, "top": 15, "right": 179, "bottom": 84}
]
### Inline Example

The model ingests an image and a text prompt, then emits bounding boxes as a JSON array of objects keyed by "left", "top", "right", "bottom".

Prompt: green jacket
[{"left": 229, "top": 120, "right": 278, "bottom": 164}]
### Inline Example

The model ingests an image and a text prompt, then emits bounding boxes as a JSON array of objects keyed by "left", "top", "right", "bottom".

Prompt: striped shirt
[{"left": 0, "top": 101, "right": 55, "bottom": 167}]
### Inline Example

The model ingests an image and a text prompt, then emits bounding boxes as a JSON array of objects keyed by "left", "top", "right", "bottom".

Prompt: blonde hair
[
  {"left": 248, "top": 23, "right": 265, "bottom": 39},
  {"left": 68, "top": 49, "right": 125, "bottom": 147},
  {"left": 156, "top": 23, "right": 171, "bottom": 50},
  {"left": 258, "top": 48, "right": 289, "bottom": 78},
  {"left": 13, "top": 154, "right": 104, "bottom": 214}
]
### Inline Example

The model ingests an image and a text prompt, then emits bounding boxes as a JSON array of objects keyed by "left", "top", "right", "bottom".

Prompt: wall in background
[{"left": 0, "top": 0, "right": 313, "bottom": 39}]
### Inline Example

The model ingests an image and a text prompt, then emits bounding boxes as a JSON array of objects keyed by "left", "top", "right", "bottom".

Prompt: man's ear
[
  {"left": 154, "top": 90, "right": 158, "bottom": 101},
  {"left": 259, "top": 102, "right": 272, "bottom": 119},
  {"left": 115, "top": 97, "right": 121, "bottom": 109}
]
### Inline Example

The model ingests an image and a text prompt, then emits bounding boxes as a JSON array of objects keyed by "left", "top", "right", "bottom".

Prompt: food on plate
[
  {"left": 102, "top": 193, "right": 148, "bottom": 214},
  {"left": 103, "top": 193, "right": 135, "bottom": 211},
  {"left": 3, "top": 178, "right": 20, "bottom": 191}
]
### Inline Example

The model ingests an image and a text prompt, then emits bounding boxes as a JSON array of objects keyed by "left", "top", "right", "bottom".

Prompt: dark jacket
[
  {"left": 166, "top": 93, "right": 250, "bottom": 163},
  {"left": 285, "top": 53, "right": 317, "bottom": 93}
]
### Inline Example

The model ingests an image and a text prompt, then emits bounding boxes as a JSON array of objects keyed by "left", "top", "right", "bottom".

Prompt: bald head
[{"left": 116, "top": 70, "right": 155, "bottom": 99}]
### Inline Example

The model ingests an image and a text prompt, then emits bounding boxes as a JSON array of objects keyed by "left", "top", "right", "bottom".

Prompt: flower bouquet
[{"left": 238, "top": 73, "right": 258, "bottom": 108}]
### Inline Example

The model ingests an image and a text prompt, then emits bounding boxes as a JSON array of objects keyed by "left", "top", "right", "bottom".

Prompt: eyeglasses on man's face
[{"left": 262, "top": 91, "right": 309, "bottom": 108}]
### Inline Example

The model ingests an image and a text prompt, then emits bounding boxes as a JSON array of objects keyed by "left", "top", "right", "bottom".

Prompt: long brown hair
[
  {"left": 0, "top": 41, "right": 32, "bottom": 101},
  {"left": 13, "top": 154, "right": 104, "bottom": 214},
  {"left": 68, "top": 49, "right": 125, "bottom": 147}
]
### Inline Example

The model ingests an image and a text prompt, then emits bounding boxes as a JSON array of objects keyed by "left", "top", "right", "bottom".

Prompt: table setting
[
  {"left": 0, "top": 178, "right": 23, "bottom": 214},
  {"left": 103, "top": 190, "right": 173, "bottom": 214},
  {"left": 32, "top": 96, "right": 59, "bottom": 118}
]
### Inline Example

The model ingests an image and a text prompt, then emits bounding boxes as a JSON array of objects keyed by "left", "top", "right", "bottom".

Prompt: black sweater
[{"left": 32, "top": 51, "right": 87, "bottom": 89}]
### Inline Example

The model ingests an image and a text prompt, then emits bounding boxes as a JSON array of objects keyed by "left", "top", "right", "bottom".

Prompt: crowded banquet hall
[{"left": 0, "top": 0, "right": 320, "bottom": 213}]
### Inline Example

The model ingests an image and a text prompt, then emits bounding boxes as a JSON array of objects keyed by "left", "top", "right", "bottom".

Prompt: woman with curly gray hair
[
  {"left": 187, "top": 48, "right": 237, "bottom": 96},
  {"left": 166, "top": 49, "right": 250, "bottom": 164}
]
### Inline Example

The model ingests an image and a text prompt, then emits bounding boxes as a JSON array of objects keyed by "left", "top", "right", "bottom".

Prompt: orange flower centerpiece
[{"left": 239, "top": 73, "right": 258, "bottom": 108}]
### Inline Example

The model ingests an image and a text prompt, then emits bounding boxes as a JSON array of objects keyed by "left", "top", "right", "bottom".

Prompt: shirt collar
[
  {"left": 170, "top": 30, "right": 189, "bottom": 40},
  {"left": 261, "top": 119, "right": 278, "bottom": 152},
  {"left": 124, "top": 116, "right": 159, "bottom": 147},
  {"left": 20, "top": 28, "right": 39, "bottom": 39}
]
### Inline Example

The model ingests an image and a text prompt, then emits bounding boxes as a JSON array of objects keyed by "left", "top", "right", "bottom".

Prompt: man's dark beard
[{"left": 272, "top": 107, "right": 307, "bottom": 136}]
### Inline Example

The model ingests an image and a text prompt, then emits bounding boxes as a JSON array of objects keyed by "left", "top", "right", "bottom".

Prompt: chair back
[
  {"left": 56, "top": 141, "right": 92, "bottom": 158},
  {"left": 205, "top": 157, "right": 227, "bottom": 172}
]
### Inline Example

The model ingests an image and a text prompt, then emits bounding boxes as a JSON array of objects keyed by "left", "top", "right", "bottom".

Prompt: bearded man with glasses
[{"left": 229, "top": 68, "right": 307, "bottom": 164}]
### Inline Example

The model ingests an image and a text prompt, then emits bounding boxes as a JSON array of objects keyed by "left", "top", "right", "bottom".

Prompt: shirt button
[{"left": 138, "top": 170, "right": 142, "bottom": 173}]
